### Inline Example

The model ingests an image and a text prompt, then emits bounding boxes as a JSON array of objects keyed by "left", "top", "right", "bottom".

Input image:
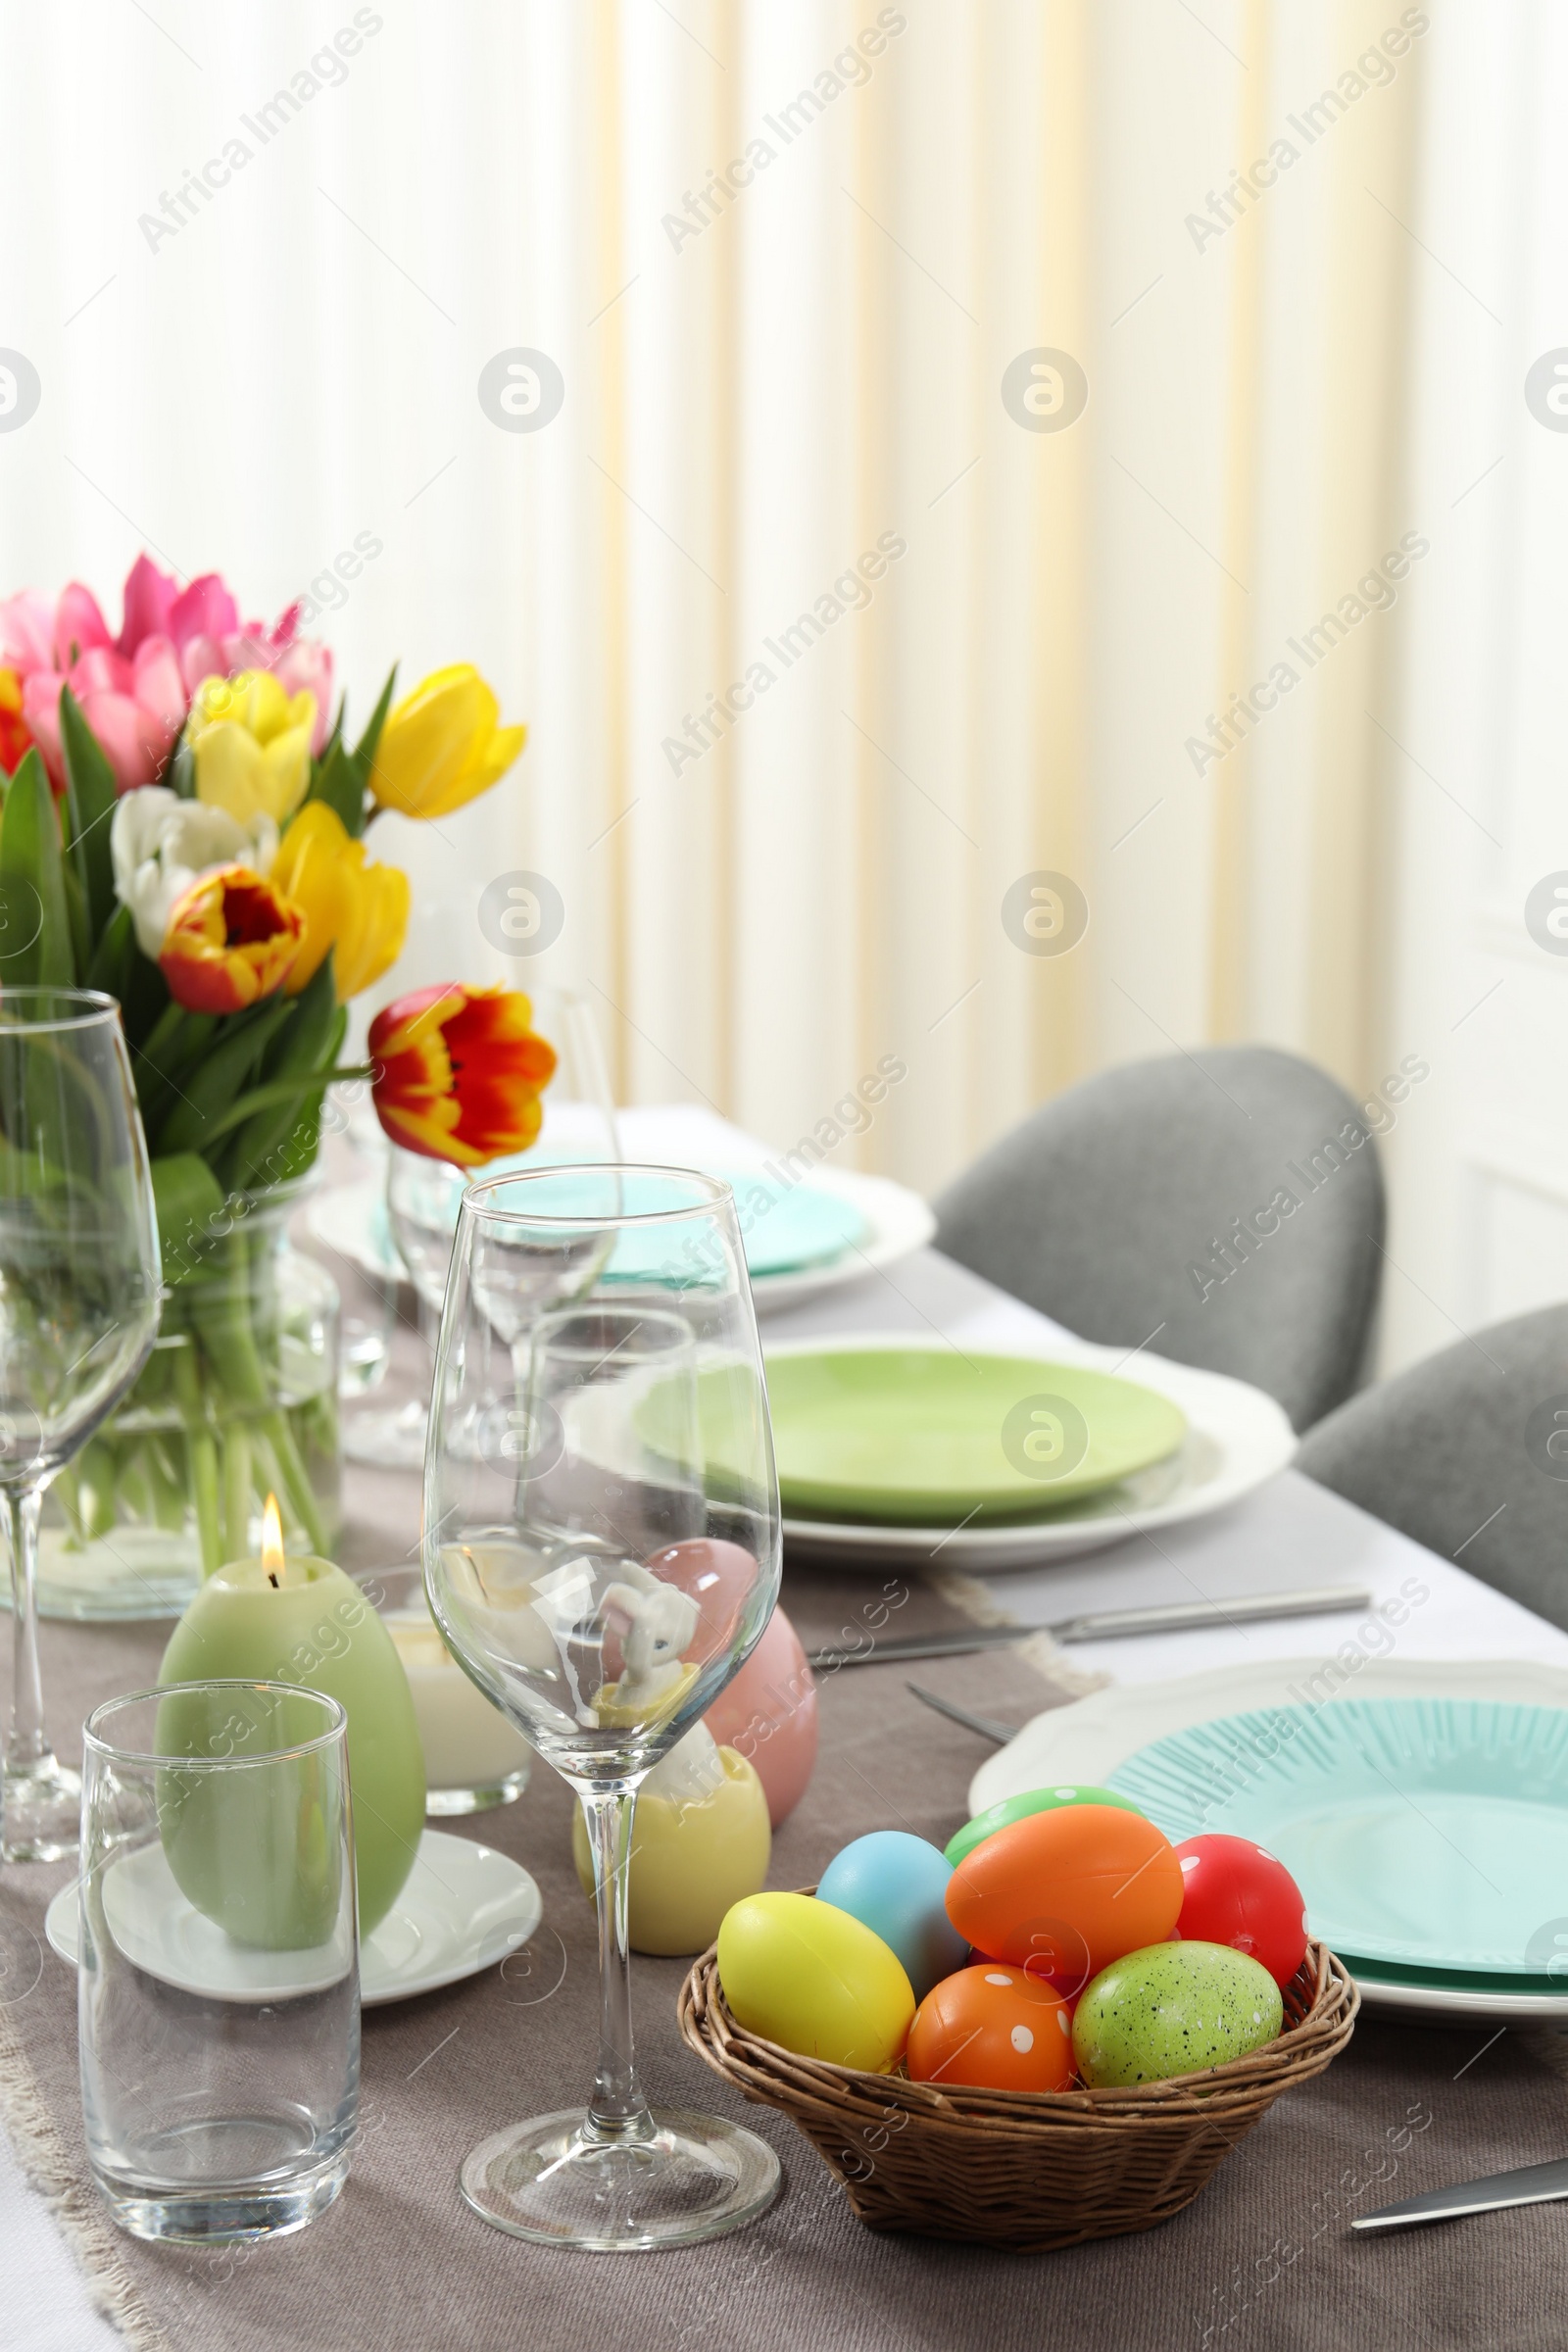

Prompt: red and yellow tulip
[
  {"left": 269, "top": 800, "right": 411, "bottom": 1001},
  {"left": 368, "top": 664, "right": 525, "bottom": 820},
  {"left": 0, "top": 667, "right": 30, "bottom": 776},
  {"left": 160, "top": 864, "right": 306, "bottom": 1014},
  {"left": 368, "top": 983, "right": 556, "bottom": 1165}
]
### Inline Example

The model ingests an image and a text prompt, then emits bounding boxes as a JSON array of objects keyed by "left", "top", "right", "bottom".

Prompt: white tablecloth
[{"left": 12, "top": 1102, "right": 1568, "bottom": 2343}]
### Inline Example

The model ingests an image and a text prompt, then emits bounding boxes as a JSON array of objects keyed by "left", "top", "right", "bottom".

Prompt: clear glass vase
[{"left": 34, "top": 1182, "right": 341, "bottom": 1621}]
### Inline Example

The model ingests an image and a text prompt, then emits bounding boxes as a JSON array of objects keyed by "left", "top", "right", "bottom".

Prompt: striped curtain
[{"left": 0, "top": 0, "right": 1423, "bottom": 1196}]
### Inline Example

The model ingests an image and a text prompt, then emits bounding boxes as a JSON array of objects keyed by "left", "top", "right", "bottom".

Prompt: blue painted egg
[{"left": 816, "top": 1830, "right": 969, "bottom": 1999}]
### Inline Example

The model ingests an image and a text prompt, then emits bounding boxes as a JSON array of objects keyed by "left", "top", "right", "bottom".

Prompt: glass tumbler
[{"left": 78, "top": 1682, "right": 360, "bottom": 2244}]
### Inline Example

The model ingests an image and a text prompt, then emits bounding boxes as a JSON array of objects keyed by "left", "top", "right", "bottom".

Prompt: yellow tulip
[
  {"left": 368, "top": 663, "right": 526, "bottom": 819},
  {"left": 189, "top": 669, "right": 317, "bottom": 827},
  {"left": 270, "top": 800, "right": 412, "bottom": 1002}
]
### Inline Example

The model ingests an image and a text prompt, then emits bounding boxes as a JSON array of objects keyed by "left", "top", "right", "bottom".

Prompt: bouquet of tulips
[{"left": 0, "top": 555, "right": 557, "bottom": 1578}]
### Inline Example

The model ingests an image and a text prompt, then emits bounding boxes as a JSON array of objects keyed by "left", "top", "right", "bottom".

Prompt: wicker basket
[{"left": 679, "top": 1928, "right": 1358, "bottom": 2254}]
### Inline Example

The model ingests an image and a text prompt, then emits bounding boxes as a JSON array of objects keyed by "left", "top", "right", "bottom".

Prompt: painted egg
[
  {"left": 716, "top": 1891, "right": 913, "bottom": 2072},
  {"left": 1173, "top": 1835, "right": 1309, "bottom": 1988},
  {"left": 703, "top": 1606, "right": 817, "bottom": 1827},
  {"left": 1072, "top": 1940, "right": 1284, "bottom": 2086},
  {"left": 647, "top": 1538, "right": 760, "bottom": 1652},
  {"left": 946, "top": 1803, "right": 1183, "bottom": 1993},
  {"left": 571, "top": 1741, "right": 770, "bottom": 1956},
  {"left": 907, "top": 1964, "right": 1075, "bottom": 2093},
  {"left": 816, "top": 1831, "right": 969, "bottom": 2000},
  {"left": 944, "top": 1785, "right": 1143, "bottom": 1869}
]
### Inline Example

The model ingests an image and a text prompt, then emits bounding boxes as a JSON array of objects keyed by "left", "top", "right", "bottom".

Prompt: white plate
[
  {"left": 769, "top": 1337, "right": 1296, "bottom": 1571},
  {"left": 965, "top": 1655, "right": 1568, "bottom": 2022},
  {"left": 309, "top": 1166, "right": 936, "bottom": 1318},
  {"left": 46, "top": 1829, "right": 542, "bottom": 2008},
  {"left": 746, "top": 1167, "right": 937, "bottom": 1313}
]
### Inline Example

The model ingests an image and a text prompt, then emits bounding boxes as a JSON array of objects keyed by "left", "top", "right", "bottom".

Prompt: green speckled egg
[{"left": 1072, "top": 1939, "right": 1283, "bottom": 2086}]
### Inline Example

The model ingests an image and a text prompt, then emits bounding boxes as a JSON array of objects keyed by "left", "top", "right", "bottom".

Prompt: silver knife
[
  {"left": 1352, "top": 2156, "right": 1568, "bottom": 2232},
  {"left": 806, "top": 1586, "right": 1372, "bottom": 1672},
  {"left": 905, "top": 1684, "right": 1022, "bottom": 1744}
]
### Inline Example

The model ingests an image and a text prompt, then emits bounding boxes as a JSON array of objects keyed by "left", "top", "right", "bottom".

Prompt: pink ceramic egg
[
  {"left": 703, "top": 1605, "right": 817, "bottom": 1827},
  {"left": 646, "top": 1539, "right": 759, "bottom": 1654}
]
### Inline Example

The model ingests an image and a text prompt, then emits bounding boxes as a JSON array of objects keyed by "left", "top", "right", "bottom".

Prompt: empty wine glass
[
  {"left": 424, "top": 1165, "right": 782, "bottom": 2250},
  {"left": 1, "top": 989, "right": 162, "bottom": 1859},
  {"left": 347, "top": 985, "right": 616, "bottom": 1470}
]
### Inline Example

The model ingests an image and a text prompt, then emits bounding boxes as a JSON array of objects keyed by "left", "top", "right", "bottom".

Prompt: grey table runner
[{"left": 3, "top": 1451, "right": 1567, "bottom": 2351}]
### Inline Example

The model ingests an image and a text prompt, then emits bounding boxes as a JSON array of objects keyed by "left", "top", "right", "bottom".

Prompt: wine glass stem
[
  {"left": 3, "top": 1484, "right": 50, "bottom": 1774},
  {"left": 581, "top": 1788, "right": 655, "bottom": 2142}
]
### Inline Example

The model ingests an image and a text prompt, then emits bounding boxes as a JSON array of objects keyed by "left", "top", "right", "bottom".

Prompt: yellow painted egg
[
  {"left": 716, "top": 1891, "right": 915, "bottom": 2072},
  {"left": 572, "top": 1741, "right": 770, "bottom": 1956}
]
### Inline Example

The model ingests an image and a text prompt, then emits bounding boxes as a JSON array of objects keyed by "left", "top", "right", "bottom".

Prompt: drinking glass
[
  {"left": 79, "top": 1681, "right": 358, "bottom": 2242},
  {"left": 348, "top": 985, "right": 617, "bottom": 1470},
  {"left": 0, "top": 989, "right": 162, "bottom": 1859},
  {"left": 425, "top": 1165, "right": 782, "bottom": 2250}
]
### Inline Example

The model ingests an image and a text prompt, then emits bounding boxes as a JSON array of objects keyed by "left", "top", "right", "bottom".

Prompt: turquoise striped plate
[{"left": 1107, "top": 1697, "right": 1568, "bottom": 1976}]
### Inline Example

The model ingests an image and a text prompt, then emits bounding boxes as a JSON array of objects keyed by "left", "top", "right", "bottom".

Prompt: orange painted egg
[
  {"left": 945, "top": 1803, "right": 1184, "bottom": 1993},
  {"left": 906, "top": 1964, "right": 1075, "bottom": 2093}
]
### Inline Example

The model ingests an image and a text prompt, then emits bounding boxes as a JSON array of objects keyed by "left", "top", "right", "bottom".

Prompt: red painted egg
[
  {"left": 945, "top": 1804, "right": 1184, "bottom": 1994},
  {"left": 1172, "top": 1835, "right": 1308, "bottom": 1987},
  {"left": 906, "top": 1963, "right": 1075, "bottom": 2093}
]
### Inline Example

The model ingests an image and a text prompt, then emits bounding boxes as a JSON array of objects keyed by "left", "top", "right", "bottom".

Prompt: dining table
[{"left": 4, "top": 1102, "right": 1568, "bottom": 2352}]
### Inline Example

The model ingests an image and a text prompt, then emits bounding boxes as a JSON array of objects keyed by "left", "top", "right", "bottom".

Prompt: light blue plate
[
  {"left": 372, "top": 1163, "right": 867, "bottom": 1283},
  {"left": 1107, "top": 1697, "right": 1568, "bottom": 1976}
]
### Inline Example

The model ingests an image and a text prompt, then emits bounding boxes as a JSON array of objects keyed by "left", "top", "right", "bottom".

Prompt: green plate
[
  {"left": 1108, "top": 1697, "right": 1568, "bottom": 1976},
  {"left": 763, "top": 1349, "right": 1188, "bottom": 1525}
]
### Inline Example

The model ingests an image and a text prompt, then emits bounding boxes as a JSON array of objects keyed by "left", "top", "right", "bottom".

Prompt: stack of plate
[
  {"left": 309, "top": 1163, "right": 937, "bottom": 1315},
  {"left": 968, "top": 1658, "right": 1568, "bottom": 2022},
  {"left": 766, "top": 1338, "right": 1297, "bottom": 1573}
]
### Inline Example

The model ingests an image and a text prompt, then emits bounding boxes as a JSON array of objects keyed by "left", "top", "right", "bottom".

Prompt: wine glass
[
  {"left": 347, "top": 985, "right": 617, "bottom": 1470},
  {"left": 1, "top": 989, "right": 162, "bottom": 1859},
  {"left": 424, "top": 1165, "right": 782, "bottom": 2250}
]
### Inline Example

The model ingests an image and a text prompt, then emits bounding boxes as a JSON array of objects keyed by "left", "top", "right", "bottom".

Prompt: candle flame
[{"left": 261, "top": 1493, "right": 285, "bottom": 1579}]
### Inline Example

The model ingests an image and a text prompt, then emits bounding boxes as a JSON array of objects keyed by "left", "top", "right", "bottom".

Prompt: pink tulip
[
  {"left": 0, "top": 589, "right": 57, "bottom": 677},
  {"left": 169, "top": 571, "right": 241, "bottom": 652},
  {"left": 117, "top": 554, "right": 178, "bottom": 656},
  {"left": 21, "top": 631, "right": 187, "bottom": 792},
  {"left": 53, "top": 582, "right": 115, "bottom": 672},
  {"left": 0, "top": 554, "right": 336, "bottom": 787}
]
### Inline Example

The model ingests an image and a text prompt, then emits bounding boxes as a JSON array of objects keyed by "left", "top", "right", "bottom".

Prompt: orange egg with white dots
[{"left": 906, "top": 1964, "right": 1075, "bottom": 2093}]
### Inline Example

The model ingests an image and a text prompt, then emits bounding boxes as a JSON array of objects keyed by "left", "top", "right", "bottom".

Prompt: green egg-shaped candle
[
  {"left": 944, "top": 1783, "right": 1143, "bottom": 1869},
  {"left": 1072, "top": 1940, "right": 1283, "bottom": 2086},
  {"left": 158, "top": 1549, "right": 426, "bottom": 1941}
]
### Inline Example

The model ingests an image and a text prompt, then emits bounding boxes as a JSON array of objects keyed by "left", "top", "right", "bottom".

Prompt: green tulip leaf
[
  {"left": 303, "top": 737, "right": 362, "bottom": 839},
  {"left": 153, "top": 996, "right": 295, "bottom": 1157},
  {"left": 0, "top": 750, "right": 74, "bottom": 989},
  {"left": 57, "top": 687, "right": 120, "bottom": 935},
  {"left": 148, "top": 1152, "right": 227, "bottom": 1287}
]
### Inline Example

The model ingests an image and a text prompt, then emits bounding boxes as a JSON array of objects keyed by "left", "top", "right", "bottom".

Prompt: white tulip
[{"left": 110, "top": 787, "right": 279, "bottom": 960}]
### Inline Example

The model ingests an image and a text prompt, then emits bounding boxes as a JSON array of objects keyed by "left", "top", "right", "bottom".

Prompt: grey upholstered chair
[
  {"left": 1298, "top": 1304, "right": 1568, "bottom": 1630},
  {"left": 933, "top": 1045, "right": 1388, "bottom": 1431}
]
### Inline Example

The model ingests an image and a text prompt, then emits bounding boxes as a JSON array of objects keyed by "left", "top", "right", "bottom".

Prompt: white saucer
[
  {"left": 965, "top": 1654, "right": 1568, "bottom": 2023},
  {"left": 769, "top": 1337, "right": 1296, "bottom": 1571},
  {"left": 46, "top": 1829, "right": 542, "bottom": 2008}
]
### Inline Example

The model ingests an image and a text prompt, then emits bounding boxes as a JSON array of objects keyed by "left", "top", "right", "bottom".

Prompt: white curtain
[{"left": 0, "top": 0, "right": 1426, "bottom": 1204}]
